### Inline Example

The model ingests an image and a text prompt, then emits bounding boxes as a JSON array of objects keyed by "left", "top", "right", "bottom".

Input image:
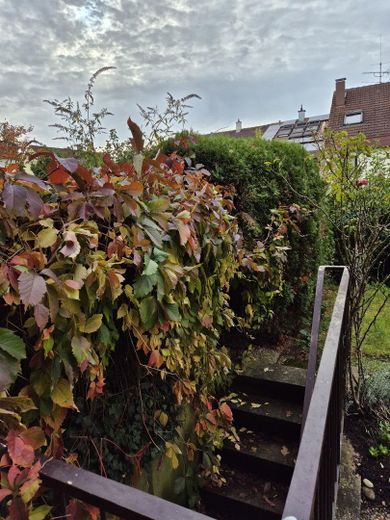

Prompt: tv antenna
[{"left": 363, "top": 35, "right": 390, "bottom": 83}]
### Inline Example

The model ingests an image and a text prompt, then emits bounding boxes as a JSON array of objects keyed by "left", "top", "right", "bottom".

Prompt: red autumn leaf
[
  {"left": 8, "top": 496, "right": 28, "bottom": 520},
  {"left": 20, "top": 427, "right": 46, "bottom": 450},
  {"left": 34, "top": 303, "right": 50, "bottom": 330},
  {"left": 6, "top": 430, "right": 35, "bottom": 467},
  {"left": 49, "top": 165, "right": 71, "bottom": 184},
  {"left": 7, "top": 464, "right": 20, "bottom": 489},
  {"left": 5, "top": 163, "right": 19, "bottom": 173},
  {"left": 0, "top": 488, "right": 12, "bottom": 501},
  {"left": 76, "top": 165, "right": 93, "bottom": 186},
  {"left": 64, "top": 279, "right": 83, "bottom": 290},
  {"left": 66, "top": 499, "right": 100, "bottom": 520},
  {"left": 2, "top": 184, "right": 27, "bottom": 217},
  {"left": 148, "top": 350, "right": 164, "bottom": 369},
  {"left": 220, "top": 402, "right": 233, "bottom": 422},
  {"left": 25, "top": 187, "right": 44, "bottom": 218},
  {"left": 17, "top": 271, "right": 47, "bottom": 307},
  {"left": 127, "top": 118, "right": 144, "bottom": 153},
  {"left": 126, "top": 180, "right": 143, "bottom": 197}
]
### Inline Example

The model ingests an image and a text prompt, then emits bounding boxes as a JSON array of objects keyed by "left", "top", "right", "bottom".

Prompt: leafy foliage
[
  {"left": 319, "top": 130, "right": 390, "bottom": 405},
  {"left": 160, "top": 133, "right": 325, "bottom": 336},
  {"left": 0, "top": 118, "right": 278, "bottom": 517}
]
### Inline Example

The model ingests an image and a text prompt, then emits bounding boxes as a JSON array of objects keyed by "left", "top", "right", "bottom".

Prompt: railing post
[{"left": 282, "top": 266, "right": 350, "bottom": 520}]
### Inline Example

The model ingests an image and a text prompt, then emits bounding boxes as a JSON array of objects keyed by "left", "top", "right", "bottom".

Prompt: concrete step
[
  {"left": 229, "top": 392, "right": 302, "bottom": 440},
  {"left": 201, "top": 464, "right": 287, "bottom": 520},
  {"left": 222, "top": 429, "right": 298, "bottom": 483},
  {"left": 233, "top": 361, "right": 307, "bottom": 404}
]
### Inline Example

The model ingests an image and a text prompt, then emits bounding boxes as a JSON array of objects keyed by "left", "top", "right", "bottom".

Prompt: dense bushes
[
  {"left": 0, "top": 119, "right": 296, "bottom": 516},
  {"left": 161, "top": 134, "right": 325, "bottom": 335}
]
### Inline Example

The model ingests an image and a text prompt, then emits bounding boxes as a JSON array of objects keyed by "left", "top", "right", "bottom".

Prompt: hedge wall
[{"left": 162, "top": 134, "right": 325, "bottom": 336}]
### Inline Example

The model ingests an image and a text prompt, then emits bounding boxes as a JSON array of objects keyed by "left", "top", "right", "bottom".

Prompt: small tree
[
  {"left": 0, "top": 120, "right": 35, "bottom": 166},
  {"left": 319, "top": 130, "right": 390, "bottom": 405}
]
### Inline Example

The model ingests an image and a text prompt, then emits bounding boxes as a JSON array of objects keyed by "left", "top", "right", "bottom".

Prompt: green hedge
[{"left": 162, "top": 134, "right": 325, "bottom": 336}]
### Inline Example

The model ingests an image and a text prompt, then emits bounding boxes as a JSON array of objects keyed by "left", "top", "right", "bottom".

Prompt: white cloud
[{"left": 0, "top": 0, "right": 388, "bottom": 142}]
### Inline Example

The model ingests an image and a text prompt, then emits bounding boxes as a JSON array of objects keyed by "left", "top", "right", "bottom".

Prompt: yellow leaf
[
  {"left": 80, "top": 314, "right": 103, "bottom": 334},
  {"left": 158, "top": 411, "right": 168, "bottom": 427},
  {"left": 36, "top": 228, "right": 58, "bottom": 248},
  {"left": 51, "top": 378, "right": 75, "bottom": 409}
]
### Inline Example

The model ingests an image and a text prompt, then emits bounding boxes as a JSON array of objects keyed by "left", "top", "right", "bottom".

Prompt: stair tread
[
  {"left": 238, "top": 360, "right": 307, "bottom": 388},
  {"left": 224, "top": 429, "right": 298, "bottom": 468},
  {"left": 203, "top": 464, "right": 287, "bottom": 517},
  {"left": 229, "top": 392, "right": 302, "bottom": 425}
]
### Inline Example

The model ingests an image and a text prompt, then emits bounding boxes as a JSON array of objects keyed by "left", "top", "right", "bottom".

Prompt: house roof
[
  {"left": 210, "top": 113, "right": 329, "bottom": 152},
  {"left": 329, "top": 81, "right": 390, "bottom": 146}
]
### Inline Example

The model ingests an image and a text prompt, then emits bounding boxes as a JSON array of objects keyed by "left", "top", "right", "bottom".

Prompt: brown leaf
[
  {"left": 18, "top": 272, "right": 46, "bottom": 307},
  {"left": 127, "top": 118, "right": 144, "bottom": 153},
  {"left": 280, "top": 445, "right": 290, "bottom": 456}
]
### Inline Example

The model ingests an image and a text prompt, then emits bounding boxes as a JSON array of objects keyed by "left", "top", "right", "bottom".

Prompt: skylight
[{"left": 344, "top": 112, "right": 363, "bottom": 125}]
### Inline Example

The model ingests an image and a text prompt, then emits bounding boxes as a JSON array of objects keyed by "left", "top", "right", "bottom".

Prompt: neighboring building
[
  {"left": 328, "top": 78, "right": 390, "bottom": 146},
  {"left": 211, "top": 107, "right": 329, "bottom": 152}
]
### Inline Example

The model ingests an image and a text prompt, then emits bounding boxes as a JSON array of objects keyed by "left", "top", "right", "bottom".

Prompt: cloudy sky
[{"left": 0, "top": 0, "right": 389, "bottom": 144}]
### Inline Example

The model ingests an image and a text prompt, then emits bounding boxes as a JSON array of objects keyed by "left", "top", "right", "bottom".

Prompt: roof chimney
[
  {"left": 298, "top": 105, "right": 306, "bottom": 122},
  {"left": 236, "top": 118, "right": 242, "bottom": 133},
  {"left": 335, "top": 78, "right": 346, "bottom": 106}
]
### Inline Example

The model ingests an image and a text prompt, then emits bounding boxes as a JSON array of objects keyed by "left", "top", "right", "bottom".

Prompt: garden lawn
[{"left": 359, "top": 286, "right": 390, "bottom": 359}]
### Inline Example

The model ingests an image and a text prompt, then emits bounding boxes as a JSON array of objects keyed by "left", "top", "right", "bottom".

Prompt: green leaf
[
  {"left": 29, "top": 505, "right": 52, "bottom": 520},
  {"left": 165, "top": 302, "right": 181, "bottom": 321},
  {"left": 142, "top": 257, "right": 158, "bottom": 276},
  {"left": 0, "top": 329, "right": 26, "bottom": 390},
  {"left": 153, "top": 247, "right": 169, "bottom": 263},
  {"left": 71, "top": 336, "right": 90, "bottom": 364},
  {"left": 174, "top": 476, "right": 186, "bottom": 495},
  {"left": 139, "top": 296, "right": 158, "bottom": 330},
  {"left": 134, "top": 275, "right": 155, "bottom": 298},
  {"left": 0, "top": 328, "right": 26, "bottom": 360}
]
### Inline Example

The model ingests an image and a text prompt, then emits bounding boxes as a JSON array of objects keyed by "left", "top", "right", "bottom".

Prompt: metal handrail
[
  {"left": 40, "top": 458, "right": 214, "bottom": 520},
  {"left": 282, "top": 266, "right": 350, "bottom": 520}
]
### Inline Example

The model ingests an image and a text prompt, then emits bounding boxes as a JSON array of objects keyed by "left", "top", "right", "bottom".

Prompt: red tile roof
[{"left": 329, "top": 82, "right": 390, "bottom": 145}]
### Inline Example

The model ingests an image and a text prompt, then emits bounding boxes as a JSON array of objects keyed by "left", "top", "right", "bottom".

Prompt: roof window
[{"left": 344, "top": 111, "right": 363, "bottom": 125}]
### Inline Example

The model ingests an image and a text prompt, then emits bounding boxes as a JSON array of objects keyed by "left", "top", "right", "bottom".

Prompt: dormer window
[{"left": 344, "top": 111, "right": 363, "bottom": 125}]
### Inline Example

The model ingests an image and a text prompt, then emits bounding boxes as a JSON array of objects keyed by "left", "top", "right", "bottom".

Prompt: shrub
[
  {"left": 0, "top": 120, "right": 247, "bottom": 515},
  {"left": 0, "top": 115, "right": 305, "bottom": 515},
  {"left": 161, "top": 134, "right": 325, "bottom": 336}
]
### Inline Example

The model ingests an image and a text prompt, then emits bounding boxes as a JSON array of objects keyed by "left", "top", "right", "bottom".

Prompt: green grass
[
  {"left": 359, "top": 286, "right": 390, "bottom": 359},
  {"left": 320, "top": 283, "right": 389, "bottom": 360}
]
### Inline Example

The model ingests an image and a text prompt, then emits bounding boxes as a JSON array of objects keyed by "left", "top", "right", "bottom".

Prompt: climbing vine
[{"left": 0, "top": 120, "right": 291, "bottom": 518}]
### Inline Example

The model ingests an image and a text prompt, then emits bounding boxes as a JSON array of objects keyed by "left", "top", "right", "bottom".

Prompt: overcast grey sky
[{"left": 1, "top": 0, "right": 389, "bottom": 144}]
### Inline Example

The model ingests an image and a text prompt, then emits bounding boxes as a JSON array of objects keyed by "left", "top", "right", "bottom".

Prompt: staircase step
[
  {"left": 229, "top": 392, "right": 302, "bottom": 439},
  {"left": 233, "top": 361, "right": 307, "bottom": 403},
  {"left": 201, "top": 464, "right": 287, "bottom": 520},
  {"left": 222, "top": 429, "right": 298, "bottom": 483}
]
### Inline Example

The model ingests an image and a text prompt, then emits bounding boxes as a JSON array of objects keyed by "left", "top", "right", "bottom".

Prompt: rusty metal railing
[{"left": 282, "top": 266, "right": 350, "bottom": 520}]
